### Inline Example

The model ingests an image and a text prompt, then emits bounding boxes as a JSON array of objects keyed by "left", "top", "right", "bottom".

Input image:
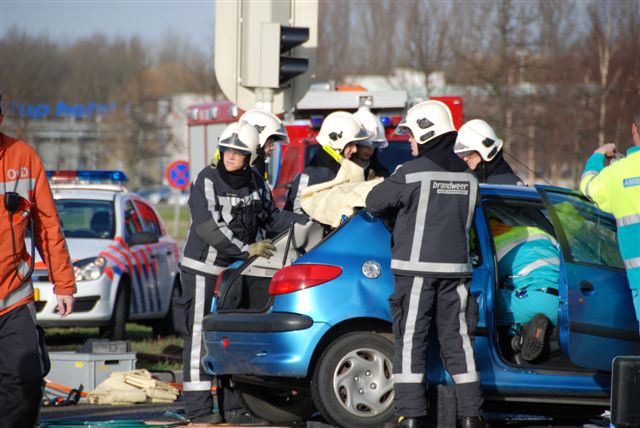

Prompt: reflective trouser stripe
[
  {"left": 617, "top": 214, "right": 640, "bottom": 227},
  {"left": 180, "top": 257, "right": 225, "bottom": 276},
  {"left": 453, "top": 281, "right": 479, "bottom": 384},
  {"left": 187, "top": 274, "right": 210, "bottom": 391},
  {"left": 183, "top": 381, "right": 213, "bottom": 392},
  {"left": 399, "top": 277, "right": 425, "bottom": 383},
  {"left": 625, "top": 258, "right": 640, "bottom": 270},
  {"left": 391, "top": 259, "right": 472, "bottom": 274},
  {"left": 515, "top": 257, "right": 560, "bottom": 277},
  {"left": 0, "top": 279, "right": 34, "bottom": 310}
]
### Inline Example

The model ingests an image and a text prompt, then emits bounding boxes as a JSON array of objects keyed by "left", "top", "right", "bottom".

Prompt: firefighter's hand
[
  {"left": 595, "top": 143, "right": 617, "bottom": 158},
  {"left": 249, "top": 240, "right": 276, "bottom": 259},
  {"left": 56, "top": 295, "right": 75, "bottom": 317}
]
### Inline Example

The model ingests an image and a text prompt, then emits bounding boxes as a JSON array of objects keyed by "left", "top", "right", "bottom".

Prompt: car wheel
[
  {"left": 99, "top": 281, "right": 130, "bottom": 340},
  {"left": 152, "top": 281, "right": 179, "bottom": 338},
  {"left": 235, "top": 381, "right": 316, "bottom": 424},
  {"left": 311, "top": 332, "right": 395, "bottom": 428}
]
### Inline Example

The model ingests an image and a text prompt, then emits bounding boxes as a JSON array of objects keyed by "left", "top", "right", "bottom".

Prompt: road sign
[
  {"left": 166, "top": 160, "right": 190, "bottom": 190},
  {"left": 214, "top": 0, "right": 318, "bottom": 114}
]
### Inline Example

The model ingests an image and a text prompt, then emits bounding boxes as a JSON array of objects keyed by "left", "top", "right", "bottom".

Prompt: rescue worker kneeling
[
  {"left": 488, "top": 214, "right": 560, "bottom": 364},
  {"left": 178, "top": 120, "right": 305, "bottom": 424},
  {"left": 366, "top": 100, "right": 485, "bottom": 428}
]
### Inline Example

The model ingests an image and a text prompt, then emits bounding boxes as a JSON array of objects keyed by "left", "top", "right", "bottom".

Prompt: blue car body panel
[{"left": 203, "top": 184, "right": 634, "bottom": 401}]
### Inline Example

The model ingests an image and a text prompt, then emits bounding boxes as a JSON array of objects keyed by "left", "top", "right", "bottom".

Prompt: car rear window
[{"left": 55, "top": 199, "right": 115, "bottom": 239}]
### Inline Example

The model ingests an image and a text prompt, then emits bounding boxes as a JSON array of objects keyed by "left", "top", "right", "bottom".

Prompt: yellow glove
[{"left": 248, "top": 239, "right": 276, "bottom": 259}]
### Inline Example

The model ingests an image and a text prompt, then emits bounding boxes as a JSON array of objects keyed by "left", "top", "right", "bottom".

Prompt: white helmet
[
  {"left": 396, "top": 100, "right": 455, "bottom": 144},
  {"left": 316, "top": 111, "right": 371, "bottom": 152},
  {"left": 218, "top": 120, "right": 260, "bottom": 165},
  {"left": 239, "top": 109, "right": 289, "bottom": 147},
  {"left": 354, "top": 106, "right": 388, "bottom": 149},
  {"left": 454, "top": 119, "right": 504, "bottom": 162}
]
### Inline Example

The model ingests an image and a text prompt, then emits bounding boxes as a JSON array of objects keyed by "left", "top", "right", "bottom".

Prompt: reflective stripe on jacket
[
  {"left": 490, "top": 222, "right": 560, "bottom": 291},
  {"left": 580, "top": 147, "right": 640, "bottom": 289},
  {"left": 366, "top": 156, "right": 478, "bottom": 277},
  {"left": 0, "top": 133, "right": 75, "bottom": 316}
]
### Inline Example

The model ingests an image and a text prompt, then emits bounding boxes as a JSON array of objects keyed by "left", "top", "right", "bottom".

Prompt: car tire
[
  {"left": 152, "top": 280, "right": 179, "bottom": 338},
  {"left": 235, "top": 381, "right": 316, "bottom": 424},
  {"left": 311, "top": 332, "right": 395, "bottom": 428},
  {"left": 99, "top": 281, "right": 130, "bottom": 340}
]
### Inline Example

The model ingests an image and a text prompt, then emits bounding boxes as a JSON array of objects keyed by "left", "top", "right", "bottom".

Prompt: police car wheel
[
  {"left": 99, "top": 281, "right": 130, "bottom": 340},
  {"left": 311, "top": 332, "right": 394, "bottom": 428},
  {"left": 235, "top": 381, "right": 315, "bottom": 423}
]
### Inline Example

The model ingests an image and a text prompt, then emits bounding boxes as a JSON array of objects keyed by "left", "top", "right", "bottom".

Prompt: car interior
[{"left": 482, "top": 200, "right": 586, "bottom": 372}]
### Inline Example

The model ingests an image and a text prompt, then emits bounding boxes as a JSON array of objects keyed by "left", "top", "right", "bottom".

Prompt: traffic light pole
[{"left": 255, "top": 87, "right": 275, "bottom": 114}]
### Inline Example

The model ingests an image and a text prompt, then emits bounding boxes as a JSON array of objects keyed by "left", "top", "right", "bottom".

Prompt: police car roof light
[
  {"left": 310, "top": 115, "right": 324, "bottom": 129},
  {"left": 46, "top": 170, "right": 129, "bottom": 185}
]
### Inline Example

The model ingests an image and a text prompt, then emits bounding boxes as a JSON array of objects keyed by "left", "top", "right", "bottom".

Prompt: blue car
[{"left": 202, "top": 184, "right": 639, "bottom": 427}]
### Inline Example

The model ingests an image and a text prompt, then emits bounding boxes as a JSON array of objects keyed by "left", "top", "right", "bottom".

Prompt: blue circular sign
[{"left": 166, "top": 160, "right": 190, "bottom": 190}]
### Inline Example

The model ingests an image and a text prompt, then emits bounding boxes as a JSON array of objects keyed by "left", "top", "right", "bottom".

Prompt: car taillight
[
  {"left": 214, "top": 271, "right": 225, "bottom": 297},
  {"left": 268, "top": 264, "right": 342, "bottom": 296}
]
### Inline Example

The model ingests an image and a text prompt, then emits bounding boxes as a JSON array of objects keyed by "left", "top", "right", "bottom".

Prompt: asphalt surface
[{"left": 39, "top": 401, "right": 609, "bottom": 428}]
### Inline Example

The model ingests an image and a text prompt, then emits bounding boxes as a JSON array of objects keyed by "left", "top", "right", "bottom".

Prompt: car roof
[
  {"left": 479, "top": 183, "right": 542, "bottom": 199},
  {"left": 51, "top": 187, "right": 124, "bottom": 201}
]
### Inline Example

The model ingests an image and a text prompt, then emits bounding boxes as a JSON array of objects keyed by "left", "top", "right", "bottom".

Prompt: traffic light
[
  {"left": 215, "top": 0, "right": 318, "bottom": 114},
  {"left": 279, "top": 26, "right": 309, "bottom": 86}
]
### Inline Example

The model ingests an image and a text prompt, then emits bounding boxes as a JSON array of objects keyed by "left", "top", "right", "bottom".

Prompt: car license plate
[{"left": 34, "top": 288, "right": 40, "bottom": 301}]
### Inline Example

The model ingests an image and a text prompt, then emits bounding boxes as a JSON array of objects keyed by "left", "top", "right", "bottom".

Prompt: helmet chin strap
[{"left": 322, "top": 145, "right": 344, "bottom": 164}]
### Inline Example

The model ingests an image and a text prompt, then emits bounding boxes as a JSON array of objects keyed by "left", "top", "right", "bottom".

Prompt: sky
[{"left": 1, "top": 1, "right": 215, "bottom": 46}]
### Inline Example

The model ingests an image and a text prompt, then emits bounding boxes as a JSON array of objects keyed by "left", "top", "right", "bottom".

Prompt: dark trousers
[
  {"left": 389, "top": 275, "right": 483, "bottom": 418},
  {"left": 0, "top": 304, "right": 47, "bottom": 428},
  {"left": 178, "top": 270, "right": 243, "bottom": 419}
]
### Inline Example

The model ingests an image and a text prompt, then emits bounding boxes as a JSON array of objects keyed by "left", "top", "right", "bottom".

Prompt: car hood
[{"left": 25, "top": 238, "right": 113, "bottom": 265}]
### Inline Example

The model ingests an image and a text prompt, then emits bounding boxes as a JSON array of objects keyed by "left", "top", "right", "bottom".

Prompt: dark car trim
[
  {"left": 570, "top": 321, "right": 640, "bottom": 342},
  {"left": 203, "top": 312, "right": 313, "bottom": 333}
]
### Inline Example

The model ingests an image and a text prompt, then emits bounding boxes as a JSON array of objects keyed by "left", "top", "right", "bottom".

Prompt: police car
[{"left": 30, "top": 170, "right": 180, "bottom": 339}]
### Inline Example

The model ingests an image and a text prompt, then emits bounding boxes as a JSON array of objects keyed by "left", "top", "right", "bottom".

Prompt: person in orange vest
[{"left": 0, "top": 96, "right": 76, "bottom": 427}]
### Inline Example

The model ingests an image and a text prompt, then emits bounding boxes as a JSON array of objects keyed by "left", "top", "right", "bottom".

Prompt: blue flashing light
[
  {"left": 380, "top": 116, "right": 392, "bottom": 127},
  {"left": 46, "top": 170, "right": 128, "bottom": 184},
  {"left": 310, "top": 115, "right": 324, "bottom": 129}
]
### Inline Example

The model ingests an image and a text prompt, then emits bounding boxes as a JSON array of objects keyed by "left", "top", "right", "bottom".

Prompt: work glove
[{"left": 249, "top": 239, "right": 276, "bottom": 259}]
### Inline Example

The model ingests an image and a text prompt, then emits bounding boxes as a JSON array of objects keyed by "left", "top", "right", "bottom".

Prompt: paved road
[{"left": 39, "top": 401, "right": 608, "bottom": 427}]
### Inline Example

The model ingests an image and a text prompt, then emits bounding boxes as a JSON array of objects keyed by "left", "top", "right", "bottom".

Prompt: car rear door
[{"left": 538, "top": 186, "right": 640, "bottom": 370}]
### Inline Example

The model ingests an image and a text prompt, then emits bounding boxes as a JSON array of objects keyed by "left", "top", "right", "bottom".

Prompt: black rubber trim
[
  {"left": 203, "top": 312, "right": 313, "bottom": 333},
  {"left": 570, "top": 321, "right": 640, "bottom": 342}
]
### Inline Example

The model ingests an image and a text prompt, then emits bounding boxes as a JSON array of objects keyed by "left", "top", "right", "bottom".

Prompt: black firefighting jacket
[
  {"left": 366, "top": 156, "right": 479, "bottom": 278},
  {"left": 180, "top": 165, "right": 302, "bottom": 277}
]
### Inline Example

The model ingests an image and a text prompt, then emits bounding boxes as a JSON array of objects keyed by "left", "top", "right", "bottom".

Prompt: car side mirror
[{"left": 127, "top": 231, "right": 159, "bottom": 246}]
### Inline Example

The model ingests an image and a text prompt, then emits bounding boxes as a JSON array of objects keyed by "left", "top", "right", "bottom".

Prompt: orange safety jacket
[{"left": 0, "top": 132, "right": 75, "bottom": 317}]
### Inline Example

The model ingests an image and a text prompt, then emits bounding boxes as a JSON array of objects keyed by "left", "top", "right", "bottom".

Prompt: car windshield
[{"left": 55, "top": 199, "right": 115, "bottom": 239}]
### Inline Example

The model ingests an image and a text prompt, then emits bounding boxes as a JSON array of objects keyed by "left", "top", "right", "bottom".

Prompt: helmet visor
[
  {"left": 394, "top": 114, "right": 410, "bottom": 136},
  {"left": 218, "top": 132, "right": 252, "bottom": 155}
]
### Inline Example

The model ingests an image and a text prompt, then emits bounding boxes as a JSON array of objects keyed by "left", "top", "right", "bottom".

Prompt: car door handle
[
  {"left": 579, "top": 280, "right": 595, "bottom": 294},
  {"left": 165, "top": 250, "right": 172, "bottom": 256}
]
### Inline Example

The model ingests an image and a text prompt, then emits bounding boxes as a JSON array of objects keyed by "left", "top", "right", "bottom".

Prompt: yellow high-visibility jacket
[{"left": 580, "top": 146, "right": 640, "bottom": 289}]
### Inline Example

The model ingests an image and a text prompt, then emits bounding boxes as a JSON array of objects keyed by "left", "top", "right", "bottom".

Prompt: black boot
[
  {"left": 521, "top": 313, "right": 549, "bottom": 362},
  {"left": 459, "top": 415, "right": 486, "bottom": 428},
  {"left": 385, "top": 416, "right": 424, "bottom": 428}
]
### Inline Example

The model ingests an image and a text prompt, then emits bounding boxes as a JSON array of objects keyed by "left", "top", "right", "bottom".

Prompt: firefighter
[
  {"left": 285, "top": 111, "right": 370, "bottom": 213},
  {"left": 453, "top": 119, "right": 523, "bottom": 185},
  {"left": 579, "top": 112, "right": 640, "bottom": 326},
  {"left": 179, "top": 120, "right": 305, "bottom": 424},
  {"left": 353, "top": 106, "right": 390, "bottom": 179},
  {"left": 239, "top": 109, "right": 290, "bottom": 180},
  {"left": 366, "top": 100, "right": 485, "bottom": 428},
  {"left": 0, "top": 100, "right": 76, "bottom": 427}
]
